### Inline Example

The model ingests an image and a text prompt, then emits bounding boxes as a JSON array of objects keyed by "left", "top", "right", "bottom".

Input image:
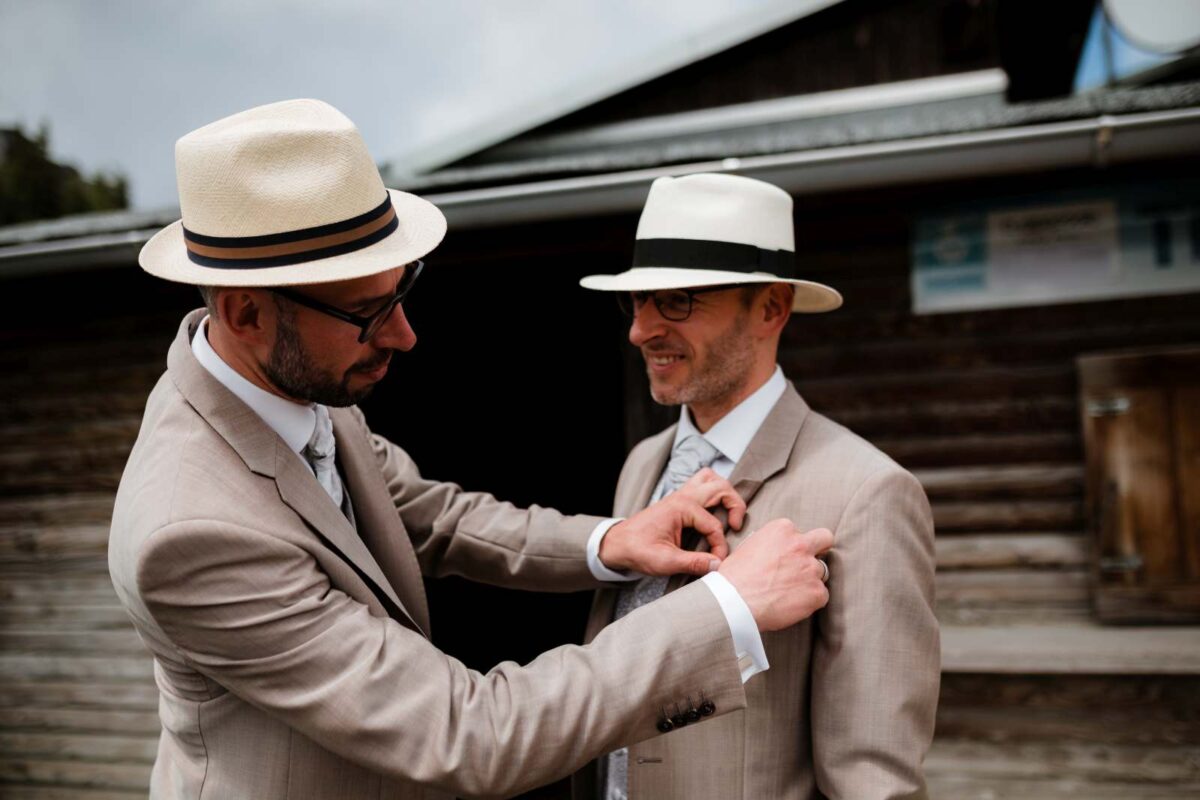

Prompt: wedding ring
[{"left": 818, "top": 559, "right": 829, "bottom": 583}]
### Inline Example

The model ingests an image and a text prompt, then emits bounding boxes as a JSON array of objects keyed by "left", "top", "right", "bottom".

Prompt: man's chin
[{"left": 648, "top": 381, "right": 685, "bottom": 407}]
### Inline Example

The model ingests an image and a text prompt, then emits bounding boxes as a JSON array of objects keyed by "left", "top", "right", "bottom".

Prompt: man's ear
[
  {"left": 760, "top": 283, "right": 794, "bottom": 333},
  {"left": 215, "top": 289, "right": 274, "bottom": 345}
]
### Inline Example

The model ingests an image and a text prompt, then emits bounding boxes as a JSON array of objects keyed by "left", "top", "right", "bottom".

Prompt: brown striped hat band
[{"left": 182, "top": 195, "right": 398, "bottom": 269}]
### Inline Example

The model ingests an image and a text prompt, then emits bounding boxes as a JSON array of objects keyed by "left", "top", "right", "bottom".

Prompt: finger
[
  {"left": 700, "top": 524, "right": 729, "bottom": 561},
  {"left": 804, "top": 527, "right": 834, "bottom": 555},
  {"left": 684, "top": 507, "right": 723, "bottom": 543},
  {"left": 657, "top": 548, "right": 722, "bottom": 577},
  {"left": 713, "top": 488, "right": 746, "bottom": 531}
]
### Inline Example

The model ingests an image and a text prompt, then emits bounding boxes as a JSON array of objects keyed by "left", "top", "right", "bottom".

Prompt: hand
[
  {"left": 719, "top": 520, "right": 832, "bottom": 632},
  {"left": 599, "top": 468, "right": 747, "bottom": 577}
]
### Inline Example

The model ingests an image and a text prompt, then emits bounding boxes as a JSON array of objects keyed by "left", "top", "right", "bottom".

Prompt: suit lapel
[
  {"left": 273, "top": 445, "right": 424, "bottom": 635},
  {"left": 167, "top": 311, "right": 425, "bottom": 637},
  {"left": 724, "top": 383, "right": 811, "bottom": 535},
  {"left": 590, "top": 384, "right": 813, "bottom": 640},
  {"left": 331, "top": 408, "right": 431, "bottom": 636},
  {"left": 664, "top": 384, "right": 811, "bottom": 593}
]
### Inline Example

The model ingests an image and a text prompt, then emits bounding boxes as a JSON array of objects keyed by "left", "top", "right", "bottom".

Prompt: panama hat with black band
[
  {"left": 580, "top": 172, "right": 842, "bottom": 313},
  {"left": 138, "top": 98, "right": 445, "bottom": 287}
]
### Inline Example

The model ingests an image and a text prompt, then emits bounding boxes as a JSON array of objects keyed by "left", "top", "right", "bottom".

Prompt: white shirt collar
[
  {"left": 675, "top": 366, "right": 787, "bottom": 464},
  {"left": 191, "top": 316, "right": 317, "bottom": 455}
]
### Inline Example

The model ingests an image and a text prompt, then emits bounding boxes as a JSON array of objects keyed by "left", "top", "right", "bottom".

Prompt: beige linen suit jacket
[
  {"left": 577, "top": 384, "right": 939, "bottom": 800},
  {"left": 108, "top": 311, "right": 748, "bottom": 800}
]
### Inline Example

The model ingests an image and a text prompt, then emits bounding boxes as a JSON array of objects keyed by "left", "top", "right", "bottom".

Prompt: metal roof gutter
[
  {"left": 2, "top": 106, "right": 1198, "bottom": 277},
  {"left": 428, "top": 106, "right": 1200, "bottom": 228}
]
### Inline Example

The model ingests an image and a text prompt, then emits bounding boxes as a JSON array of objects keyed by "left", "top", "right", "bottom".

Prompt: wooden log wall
[
  {"left": 1, "top": 303, "right": 182, "bottom": 799},
  {"left": 3, "top": 162, "right": 1200, "bottom": 797},
  {"left": 786, "top": 183, "right": 1200, "bottom": 798}
]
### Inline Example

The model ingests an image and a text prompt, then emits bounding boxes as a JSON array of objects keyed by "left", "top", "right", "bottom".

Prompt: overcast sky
[{"left": 0, "top": 0, "right": 793, "bottom": 210}]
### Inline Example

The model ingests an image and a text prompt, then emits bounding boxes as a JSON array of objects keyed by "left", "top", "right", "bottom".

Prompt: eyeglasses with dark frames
[
  {"left": 616, "top": 284, "right": 740, "bottom": 322},
  {"left": 271, "top": 260, "right": 423, "bottom": 343}
]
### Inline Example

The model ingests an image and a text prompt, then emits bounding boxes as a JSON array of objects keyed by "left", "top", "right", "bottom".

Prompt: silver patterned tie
[
  {"left": 605, "top": 433, "right": 722, "bottom": 800},
  {"left": 304, "top": 404, "right": 354, "bottom": 523}
]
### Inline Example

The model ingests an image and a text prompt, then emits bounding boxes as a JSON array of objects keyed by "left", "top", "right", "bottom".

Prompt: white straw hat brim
[
  {"left": 138, "top": 189, "right": 447, "bottom": 287},
  {"left": 580, "top": 267, "right": 843, "bottom": 313}
]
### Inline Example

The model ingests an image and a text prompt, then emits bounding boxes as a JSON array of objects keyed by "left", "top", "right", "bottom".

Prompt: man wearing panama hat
[
  {"left": 108, "top": 100, "right": 837, "bottom": 799},
  {"left": 577, "top": 173, "right": 939, "bottom": 800}
]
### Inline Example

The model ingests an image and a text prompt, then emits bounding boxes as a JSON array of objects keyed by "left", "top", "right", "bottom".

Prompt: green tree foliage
[{"left": 0, "top": 125, "right": 128, "bottom": 225}]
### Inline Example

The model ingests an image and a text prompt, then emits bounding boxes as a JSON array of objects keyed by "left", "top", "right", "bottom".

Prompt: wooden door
[{"left": 1078, "top": 346, "right": 1200, "bottom": 623}]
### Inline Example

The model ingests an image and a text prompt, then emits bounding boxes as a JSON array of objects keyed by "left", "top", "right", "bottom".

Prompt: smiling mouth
[{"left": 645, "top": 351, "right": 687, "bottom": 370}]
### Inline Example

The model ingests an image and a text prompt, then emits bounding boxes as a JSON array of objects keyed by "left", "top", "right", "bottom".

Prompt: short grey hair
[{"left": 197, "top": 285, "right": 223, "bottom": 319}]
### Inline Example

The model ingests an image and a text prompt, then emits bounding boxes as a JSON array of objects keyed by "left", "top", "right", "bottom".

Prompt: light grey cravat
[
  {"left": 605, "top": 433, "right": 722, "bottom": 800},
  {"left": 304, "top": 404, "right": 354, "bottom": 524}
]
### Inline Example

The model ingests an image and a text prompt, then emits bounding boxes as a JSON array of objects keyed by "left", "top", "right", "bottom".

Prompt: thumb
[{"left": 659, "top": 549, "right": 721, "bottom": 577}]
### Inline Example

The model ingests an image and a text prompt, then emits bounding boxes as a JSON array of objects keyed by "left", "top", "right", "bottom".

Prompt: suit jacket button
[
  {"left": 685, "top": 707, "right": 701, "bottom": 723},
  {"left": 657, "top": 718, "right": 675, "bottom": 733},
  {"left": 699, "top": 700, "right": 716, "bottom": 716},
  {"left": 671, "top": 713, "right": 687, "bottom": 728}
]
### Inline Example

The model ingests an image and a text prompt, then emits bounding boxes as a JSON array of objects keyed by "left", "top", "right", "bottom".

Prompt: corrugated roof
[{"left": 403, "top": 78, "right": 1200, "bottom": 192}]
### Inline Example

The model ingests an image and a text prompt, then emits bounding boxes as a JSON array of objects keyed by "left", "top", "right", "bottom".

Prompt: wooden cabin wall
[
  {"left": 2, "top": 160, "right": 1198, "bottom": 797},
  {"left": 0, "top": 270, "right": 193, "bottom": 798}
]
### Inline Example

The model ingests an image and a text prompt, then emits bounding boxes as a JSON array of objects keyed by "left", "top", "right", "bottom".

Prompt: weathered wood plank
[
  {"left": 0, "top": 604, "right": 132, "bottom": 629},
  {"left": 0, "top": 526, "right": 111, "bottom": 560},
  {"left": 0, "top": 682, "right": 157, "bottom": 710},
  {"left": 936, "top": 569, "right": 1090, "bottom": 606},
  {"left": 915, "top": 464, "right": 1083, "bottom": 499},
  {"left": 0, "top": 732, "right": 155, "bottom": 763},
  {"left": 0, "top": 630, "right": 145, "bottom": 655},
  {"left": 936, "top": 605, "right": 1094, "bottom": 626},
  {"left": 0, "top": 418, "right": 141, "bottom": 454},
  {"left": 0, "top": 393, "right": 151, "bottom": 426},
  {"left": 0, "top": 574, "right": 119, "bottom": 605},
  {"left": 793, "top": 364, "right": 1077, "bottom": 409},
  {"left": 941, "top": 623, "right": 1200, "bottom": 674},
  {"left": 939, "top": 673, "right": 1200, "bottom": 710},
  {"left": 932, "top": 498, "right": 1083, "bottom": 532},
  {"left": 0, "top": 707, "right": 159, "bottom": 736},
  {"left": 926, "top": 739, "right": 1200, "bottom": 783},
  {"left": 784, "top": 320, "right": 1200, "bottom": 379},
  {"left": 0, "top": 495, "right": 117, "bottom": 528},
  {"left": 0, "top": 785, "right": 146, "bottom": 800},
  {"left": 872, "top": 431, "right": 1081, "bottom": 468},
  {"left": 0, "top": 757, "right": 152, "bottom": 792},
  {"left": 0, "top": 656, "right": 153, "bottom": 682},
  {"left": 935, "top": 705, "right": 1200, "bottom": 747},
  {"left": 829, "top": 395, "right": 1078, "bottom": 437},
  {"left": 936, "top": 533, "right": 1089, "bottom": 570},
  {"left": 926, "top": 775, "right": 1200, "bottom": 799}
]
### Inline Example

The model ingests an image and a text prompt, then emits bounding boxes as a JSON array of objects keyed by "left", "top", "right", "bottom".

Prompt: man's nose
[
  {"left": 628, "top": 297, "right": 666, "bottom": 347},
  {"left": 372, "top": 304, "right": 417, "bottom": 351}
]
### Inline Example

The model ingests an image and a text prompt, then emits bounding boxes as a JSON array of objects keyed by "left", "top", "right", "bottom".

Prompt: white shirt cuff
[
  {"left": 586, "top": 518, "right": 639, "bottom": 582},
  {"left": 700, "top": 572, "right": 770, "bottom": 683}
]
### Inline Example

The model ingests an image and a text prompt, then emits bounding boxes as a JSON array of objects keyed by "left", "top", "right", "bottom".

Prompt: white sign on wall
[{"left": 912, "top": 187, "right": 1200, "bottom": 314}]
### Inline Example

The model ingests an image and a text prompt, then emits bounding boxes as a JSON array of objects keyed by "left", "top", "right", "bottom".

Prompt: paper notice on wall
[{"left": 912, "top": 187, "right": 1200, "bottom": 314}]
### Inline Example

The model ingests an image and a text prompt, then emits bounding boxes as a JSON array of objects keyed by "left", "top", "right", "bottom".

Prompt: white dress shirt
[
  {"left": 192, "top": 316, "right": 319, "bottom": 462},
  {"left": 587, "top": 367, "right": 787, "bottom": 682}
]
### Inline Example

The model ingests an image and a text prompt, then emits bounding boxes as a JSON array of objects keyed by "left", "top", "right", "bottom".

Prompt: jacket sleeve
[
  {"left": 810, "top": 466, "right": 940, "bottom": 800},
  {"left": 136, "top": 520, "right": 747, "bottom": 799},
  {"left": 349, "top": 405, "right": 606, "bottom": 591}
]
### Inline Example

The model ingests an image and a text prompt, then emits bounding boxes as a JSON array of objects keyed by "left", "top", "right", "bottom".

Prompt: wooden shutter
[{"left": 1078, "top": 346, "right": 1200, "bottom": 623}]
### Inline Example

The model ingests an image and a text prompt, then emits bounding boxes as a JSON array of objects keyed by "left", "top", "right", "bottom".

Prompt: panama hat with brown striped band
[
  {"left": 139, "top": 99, "right": 445, "bottom": 286},
  {"left": 580, "top": 172, "right": 842, "bottom": 312}
]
